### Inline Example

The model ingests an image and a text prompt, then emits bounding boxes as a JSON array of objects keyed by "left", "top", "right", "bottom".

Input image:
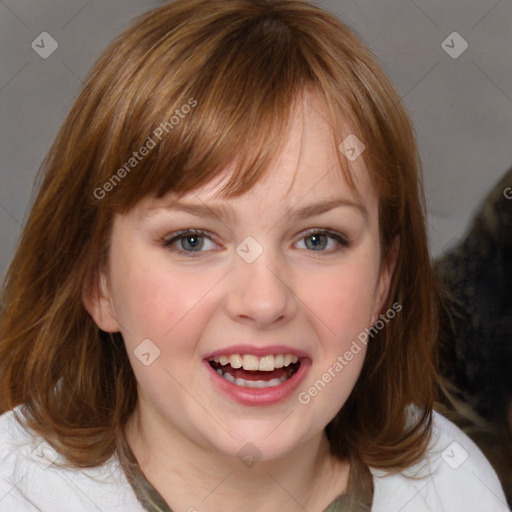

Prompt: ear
[
  {"left": 371, "top": 235, "right": 400, "bottom": 325},
  {"left": 82, "top": 270, "right": 121, "bottom": 333}
]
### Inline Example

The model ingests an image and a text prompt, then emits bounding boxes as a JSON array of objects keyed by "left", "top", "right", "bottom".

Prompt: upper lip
[{"left": 203, "top": 344, "right": 311, "bottom": 359}]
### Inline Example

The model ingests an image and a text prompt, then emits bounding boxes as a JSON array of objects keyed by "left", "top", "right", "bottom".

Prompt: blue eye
[
  {"left": 162, "top": 228, "right": 349, "bottom": 258},
  {"left": 162, "top": 230, "right": 217, "bottom": 257},
  {"left": 296, "top": 229, "right": 349, "bottom": 253},
  {"left": 178, "top": 234, "right": 204, "bottom": 251}
]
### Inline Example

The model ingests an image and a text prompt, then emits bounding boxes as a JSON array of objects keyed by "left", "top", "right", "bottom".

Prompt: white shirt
[{"left": 0, "top": 405, "right": 509, "bottom": 511}]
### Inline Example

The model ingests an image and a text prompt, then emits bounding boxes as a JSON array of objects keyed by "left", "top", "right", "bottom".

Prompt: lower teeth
[{"left": 215, "top": 368, "right": 287, "bottom": 388}]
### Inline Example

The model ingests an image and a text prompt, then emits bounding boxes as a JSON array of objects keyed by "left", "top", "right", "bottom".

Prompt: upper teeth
[{"left": 210, "top": 354, "right": 299, "bottom": 371}]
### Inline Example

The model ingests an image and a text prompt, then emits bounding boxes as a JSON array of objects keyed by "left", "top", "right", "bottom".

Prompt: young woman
[{"left": 0, "top": 1, "right": 508, "bottom": 510}]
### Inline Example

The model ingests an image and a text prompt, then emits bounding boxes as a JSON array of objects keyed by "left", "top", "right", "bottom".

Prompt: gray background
[{"left": 1, "top": 0, "right": 511, "bottom": 281}]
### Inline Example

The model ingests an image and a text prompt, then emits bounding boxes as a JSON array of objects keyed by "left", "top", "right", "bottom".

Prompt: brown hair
[{"left": 0, "top": 0, "right": 439, "bottom": 475}]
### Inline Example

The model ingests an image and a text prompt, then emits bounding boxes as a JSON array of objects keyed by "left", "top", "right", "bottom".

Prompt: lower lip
[{"left": 203, "top": 358, "right": 311, "bottom": 406}]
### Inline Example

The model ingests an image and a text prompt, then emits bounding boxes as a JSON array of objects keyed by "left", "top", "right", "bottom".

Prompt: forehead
[{"left": 140, "top": 93, "right": 376, "bottom": 221}]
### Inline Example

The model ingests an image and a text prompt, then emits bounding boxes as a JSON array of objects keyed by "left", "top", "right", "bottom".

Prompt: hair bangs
[{"left": 91, "top": 6, "right": 327, "bottom": 212}]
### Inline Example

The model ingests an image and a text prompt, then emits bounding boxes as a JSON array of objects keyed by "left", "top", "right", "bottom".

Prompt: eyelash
[{"left": 161, "top": 228, "right": 349, "bottom": 258}]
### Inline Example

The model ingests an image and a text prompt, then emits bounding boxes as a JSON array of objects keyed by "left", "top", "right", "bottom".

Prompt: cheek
[
  {"left": 108, "top": 251, "right": 221, "bottom": 344},
  {"left": 109, "top": 256, "right": 224, "bottom": 399},
  {"left": 301, "top": 250, "right": 380, "bottom": 417},
  {"left": 298, "top": 254, "right": 380, "bottom": 346},
  {"left": 298, "top": 330, "right": 368, "bottom": 427}
]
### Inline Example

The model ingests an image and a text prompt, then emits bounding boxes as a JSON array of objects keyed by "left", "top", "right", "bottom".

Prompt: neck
[{"left": 124, "top": 403, "right": 349, "bottom": 512}]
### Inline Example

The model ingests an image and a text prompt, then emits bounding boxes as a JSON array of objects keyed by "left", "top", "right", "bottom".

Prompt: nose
[{"left": 224, "top": 244, "right": 297, "bottom": 329}]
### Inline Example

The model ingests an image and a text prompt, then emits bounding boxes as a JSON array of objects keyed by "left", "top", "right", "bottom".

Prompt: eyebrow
[
  {"left": 289, "top": 199, "right": 367, "bottom": 221},
  {"left": 144, "top": 198, "right": 367, "bottom": 221}
]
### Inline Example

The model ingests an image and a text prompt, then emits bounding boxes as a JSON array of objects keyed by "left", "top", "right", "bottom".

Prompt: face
[{"left": 86, "top": 95, "right": 396, "bottom": 462}]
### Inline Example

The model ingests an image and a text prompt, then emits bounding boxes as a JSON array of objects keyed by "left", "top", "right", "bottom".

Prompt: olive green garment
[{"left": 124, "top": 443, "right": 373, "bottom": 512}]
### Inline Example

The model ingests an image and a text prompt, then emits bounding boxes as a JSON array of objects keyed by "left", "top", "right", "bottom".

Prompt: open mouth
[{"left": 207, "top": 354, "right": 301, "bottom": 389}]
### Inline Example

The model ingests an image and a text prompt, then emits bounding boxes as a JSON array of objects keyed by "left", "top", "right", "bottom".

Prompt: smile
[
  {"left": 204, "top": 347, "right": 311, "bottom": 405},
  {"left": 208, "top": 354, "right": 300, "bottom": 388}
]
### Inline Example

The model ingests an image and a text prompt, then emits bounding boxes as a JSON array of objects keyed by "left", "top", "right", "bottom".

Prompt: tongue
[{"left": 222, "top": 366, "right": 289, "bottom": 381}]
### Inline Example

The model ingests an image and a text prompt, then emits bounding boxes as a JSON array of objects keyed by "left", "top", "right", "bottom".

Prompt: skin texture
[{"left": 85, "top": 94, "right": 397, "bottom": 511}]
